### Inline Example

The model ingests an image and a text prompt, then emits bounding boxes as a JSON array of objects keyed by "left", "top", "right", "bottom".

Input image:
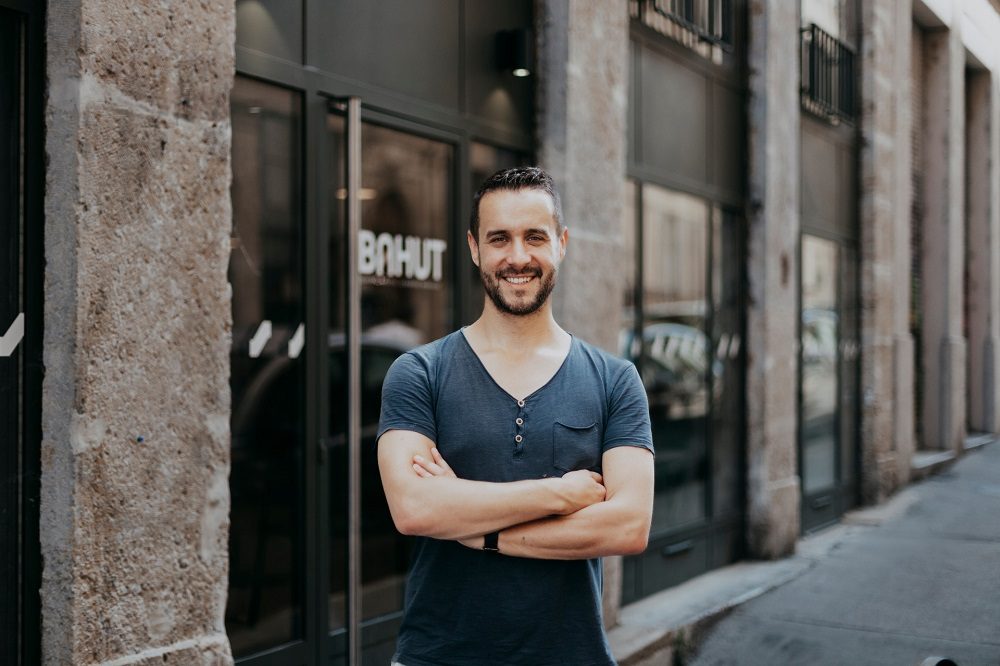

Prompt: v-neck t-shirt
[{"left": 377, "top": 330, "right": 653, "bottom": 666}]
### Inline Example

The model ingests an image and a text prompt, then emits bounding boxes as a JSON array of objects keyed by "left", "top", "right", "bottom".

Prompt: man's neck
[{"left": 466, "top": 301, "right": 568, "bottom": 354}]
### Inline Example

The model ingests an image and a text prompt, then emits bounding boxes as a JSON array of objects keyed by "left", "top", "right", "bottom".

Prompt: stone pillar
[
  {"left": 536, "top": 0, "right": 630, "bottom": 623},
  {"left": 919, "top": 26, "right": 966, "bottom": 453},
  {"left": 42, "top": 1, "right": 235, "bottom": 663},
  {"left": 859, "top": 0, "right": 905, "bottom": 503},
  {"left": 893, "top": 1, "right": 916, "bottom": 487},
  {"left": 745, "top": 0, "right": 801, "bottom": 558},
  {"left": 965, "top": 69, "right": 1000, "bottom": 434}
]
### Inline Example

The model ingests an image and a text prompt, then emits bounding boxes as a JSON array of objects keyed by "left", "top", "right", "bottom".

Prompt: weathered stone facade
[
  {"left": 42, "top": 1, "right": 235, "bottom": 663},
  {"left": 745, "top": 0, "right": 802, "bottom": 558}
]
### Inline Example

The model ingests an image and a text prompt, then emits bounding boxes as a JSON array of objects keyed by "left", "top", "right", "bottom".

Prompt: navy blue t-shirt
[{"left": 377, "top": 330, "right": 653, "bottom": 666}]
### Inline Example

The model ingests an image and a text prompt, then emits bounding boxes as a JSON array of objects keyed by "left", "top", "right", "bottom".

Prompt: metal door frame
[{"left": 1, "top": 1, "right": 45, "bottom": 664}]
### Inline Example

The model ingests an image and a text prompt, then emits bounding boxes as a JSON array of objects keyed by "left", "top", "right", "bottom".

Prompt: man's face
[{"left": 468, "top": 188, "right": 568, "bottom": 316}]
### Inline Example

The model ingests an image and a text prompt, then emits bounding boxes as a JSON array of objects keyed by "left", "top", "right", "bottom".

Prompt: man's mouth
[{"left": 503, "top": 275, "right": 536, "bottom": 285}]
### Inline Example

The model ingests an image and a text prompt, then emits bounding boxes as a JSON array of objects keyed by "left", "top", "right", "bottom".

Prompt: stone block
[
  {"left": 80, "top": 0, "right": 234, "bottom": 121},
  {"left": 42, "top": 1, "right": 235, "bottom": 663}
]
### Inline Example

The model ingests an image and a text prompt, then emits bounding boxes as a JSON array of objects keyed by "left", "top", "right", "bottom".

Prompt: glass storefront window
[
  {"left": 622, "top": 180, "right": 745, "bottom": 601},
  {"left": 226, "top": 77, "right": 305, "bottom": 657},
  {"left": 800, "top": 234, "right": 839, "bottom": 495},
  {"left": 641, "top": 184, "right": 711, "bottom": 533}
]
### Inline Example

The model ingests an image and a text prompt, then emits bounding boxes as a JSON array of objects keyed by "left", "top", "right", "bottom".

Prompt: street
[{"left": 690, "top": 443, "right": 1000, "bottom": 665}]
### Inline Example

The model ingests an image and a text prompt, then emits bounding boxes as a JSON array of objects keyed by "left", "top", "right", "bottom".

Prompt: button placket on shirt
[{"left": 513, "top": 398, "right": 527, "bottom": 456}]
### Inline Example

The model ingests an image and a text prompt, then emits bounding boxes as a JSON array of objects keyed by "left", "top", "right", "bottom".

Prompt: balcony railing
[
  {"left": 631, "top": 0, "right": 735, "bottom": 63},
  {"left": 801, "top": 24, "right": 856, "bottom": 124}
]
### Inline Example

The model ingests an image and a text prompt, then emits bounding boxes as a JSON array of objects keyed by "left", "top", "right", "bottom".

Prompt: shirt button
[
  {"left": 514, "top": 434, "right": 523, "bottom": 443},
  {"left": 517, "top": 399, "right": 525, "bottom": 407},
  {"left": 516, "top": 418, "right": 524, "bottom": 426}
]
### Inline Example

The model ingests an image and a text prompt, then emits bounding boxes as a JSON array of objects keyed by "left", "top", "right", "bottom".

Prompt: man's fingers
[
  {"left": 413, "top": 454, "right": 448, "bottom": 477},
  {"left": 413, "top": 463, "right": 433, "bottom": 478},
  {"left": 588, "top": 471, "right": 604, "bottom": 484},
  {"left": 431, "top": 447, "right": 452, "bottom": 471}
]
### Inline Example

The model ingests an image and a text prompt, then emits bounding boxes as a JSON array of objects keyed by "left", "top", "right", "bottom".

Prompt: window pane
[
  {"left": 801, "top": 234, "right": 839, "bottom": 494},
  {"left": 710, "top": 207, "right": 744, "bottom": 522},
  {"left": 226, "top": 76, "right": 305, "bottom": 656},
  {"left": 641, "top": 184, "right": 710, "bottom": 533}
]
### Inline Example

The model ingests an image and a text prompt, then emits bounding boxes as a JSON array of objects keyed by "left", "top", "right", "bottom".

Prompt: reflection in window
[
  {"left": 226, "top": 76, "right": 305, "bottom": 657},
  {"left": 327, "top": 117, "right": 455, "bottom": 629},
  {"left": 801, "top": 234, "right": 839, "bottom": 494},
  {"left": 640, "top": 184, "right": 710, "bottom": 533}
]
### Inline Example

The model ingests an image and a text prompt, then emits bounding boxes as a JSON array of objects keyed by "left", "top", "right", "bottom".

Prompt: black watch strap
[{"left": 483, "top": 531, "right": 500, "bottom": 553}]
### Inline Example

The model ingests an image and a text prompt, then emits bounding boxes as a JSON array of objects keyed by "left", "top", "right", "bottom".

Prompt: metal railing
[
  {"left": 653, "top": 0, "right": 733, "bottom": 48},
  {"left": 801, "top": 24, "right": 856, "bottom": 123},
  {"left": 631, "top": 0, "right": 736, "bottom": 63}
]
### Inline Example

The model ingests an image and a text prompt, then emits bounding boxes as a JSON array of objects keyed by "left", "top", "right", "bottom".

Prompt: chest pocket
[{"left": 552, "top": 421, "right": 602, "bottom": 473}]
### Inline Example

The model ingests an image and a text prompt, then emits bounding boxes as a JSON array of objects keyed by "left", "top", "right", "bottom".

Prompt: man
[{"left": 377, "top": 166, "right": 654, "bottom": 666}]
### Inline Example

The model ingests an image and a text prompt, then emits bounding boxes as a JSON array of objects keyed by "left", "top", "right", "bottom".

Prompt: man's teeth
[{"left": 504, "top": 276, "right": 533, "bottom": 284}]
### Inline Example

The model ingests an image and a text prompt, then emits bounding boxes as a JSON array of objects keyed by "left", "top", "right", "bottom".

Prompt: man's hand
[
  {"left": 556, "top": 469, "right": 607, "bottom": 512},
  {"left": 411, "top": 447, "right": 457, "bottom": 479}
]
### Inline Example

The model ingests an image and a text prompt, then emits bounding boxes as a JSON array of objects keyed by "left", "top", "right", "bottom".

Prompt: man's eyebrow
[
  {"left": 524, "top": 227, "right": 552, "bottom": 238},
  {"left": 484, "top": 229, "right": 508, "bottom": 240}
]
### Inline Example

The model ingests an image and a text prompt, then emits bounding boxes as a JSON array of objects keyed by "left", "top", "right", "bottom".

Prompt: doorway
[
  {"left": 225, "top": 74, "right": 528, "bottom": 665},
  {"left": 798, "top": 233, "right": 859, "bottom": 532}
]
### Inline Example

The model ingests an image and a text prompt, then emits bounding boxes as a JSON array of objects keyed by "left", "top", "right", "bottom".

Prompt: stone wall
[
  {"left": 744, "top": 0, "right": 801, "bottom": 558},
  {"left": 42, "top": 1, "right": 235, "bottom": 663},
  {"left": 859, "top": 0, "right": 905, "bottom": 503}
]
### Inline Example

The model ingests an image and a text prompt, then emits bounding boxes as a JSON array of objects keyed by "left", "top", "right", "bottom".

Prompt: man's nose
[{"left": 507, "top": 239, "right": 530, "bottom": 266}]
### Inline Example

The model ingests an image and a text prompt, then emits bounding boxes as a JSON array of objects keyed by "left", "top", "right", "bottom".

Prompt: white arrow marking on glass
[
  {"left": 249, "top": 320, "right": 272, "bottom": 358},
  {"left": 0, "top": 313, "right": 24, "bottom": 357},
  {"left": 288, "top": 323, "right": 305, "bottom": 359}
]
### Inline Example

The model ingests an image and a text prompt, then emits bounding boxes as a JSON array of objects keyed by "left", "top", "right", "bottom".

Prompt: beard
[{"left": 479, "top": 263, "right": 557, "bottom": 316}]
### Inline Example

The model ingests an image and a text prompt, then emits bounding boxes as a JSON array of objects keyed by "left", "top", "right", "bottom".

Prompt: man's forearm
[
  {"left": 389, "top": 475, "right": 591, "bottom": 540},
  {"left": 481, "top": 497, "right": 651, "bottom": 560}
]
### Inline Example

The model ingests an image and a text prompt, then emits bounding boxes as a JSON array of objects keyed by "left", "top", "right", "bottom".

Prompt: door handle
[{"left": 661, "top": 539, "right": 694, "bottom": 557}]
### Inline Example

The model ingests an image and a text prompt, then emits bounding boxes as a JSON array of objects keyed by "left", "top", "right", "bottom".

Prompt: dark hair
[{"left": 469, "top": 166, "right": 563, "bottom": 240}]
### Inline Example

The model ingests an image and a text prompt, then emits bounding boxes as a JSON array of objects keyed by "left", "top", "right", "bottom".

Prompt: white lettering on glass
[
  {"left": 358, "top": 230, "right": 447, "bottom": 282},
  {"left": 0, "top": 313, "right": 24, "bottom": 357}
]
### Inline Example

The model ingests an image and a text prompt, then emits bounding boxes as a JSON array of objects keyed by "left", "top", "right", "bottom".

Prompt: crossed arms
[{"left": 376, "top": 428, "right": 654, "bottom": 560}]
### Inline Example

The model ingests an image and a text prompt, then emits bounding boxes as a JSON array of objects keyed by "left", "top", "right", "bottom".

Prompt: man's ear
[
  {"left": 558, "top": 225, "right": 569, "bottom": 261},
  {"left": 467, "top": 230, "right": 480, "bottom": 267}
]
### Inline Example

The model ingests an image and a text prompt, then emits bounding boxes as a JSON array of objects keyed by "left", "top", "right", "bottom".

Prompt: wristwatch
[{"left": 483, "top": 531, "right": 500, "bottom": 553}]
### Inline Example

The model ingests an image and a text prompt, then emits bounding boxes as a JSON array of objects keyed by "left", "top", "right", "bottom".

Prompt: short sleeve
[
  {"left": 377, "top": 352, "right": 438, "bottom": 446},
  {"left": 602, "top": 362, "right": 654, "bottom": 454}
]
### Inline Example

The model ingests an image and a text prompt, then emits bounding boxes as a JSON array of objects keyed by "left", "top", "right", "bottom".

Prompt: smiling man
[{"left": 377, "top": 167, "right": 654, "bottom": 666}]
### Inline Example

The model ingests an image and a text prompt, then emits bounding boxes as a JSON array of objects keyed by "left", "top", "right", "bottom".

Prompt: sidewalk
[{"left": 609, "top": 441, "right": 1000, "bottom": 665}]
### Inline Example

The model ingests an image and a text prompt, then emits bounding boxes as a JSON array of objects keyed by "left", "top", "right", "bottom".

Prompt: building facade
[{"left": 1, "top": 0, "right": 999, "bottom": 663}]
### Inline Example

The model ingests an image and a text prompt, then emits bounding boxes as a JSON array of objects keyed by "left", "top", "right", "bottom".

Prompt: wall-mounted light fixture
[{"left": 495, "top": 29, "right": 534, "bottom": 78}]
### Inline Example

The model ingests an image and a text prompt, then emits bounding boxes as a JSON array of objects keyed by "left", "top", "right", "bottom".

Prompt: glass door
[
  {"left": 325, "top": 103, "right": 456, "bottom": 664},
  {"left": 799, "top": 233, "right": 857, "bottom": 531},
  {"left": 227, "top": 77, "right": 526, "bottom": 664}
]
